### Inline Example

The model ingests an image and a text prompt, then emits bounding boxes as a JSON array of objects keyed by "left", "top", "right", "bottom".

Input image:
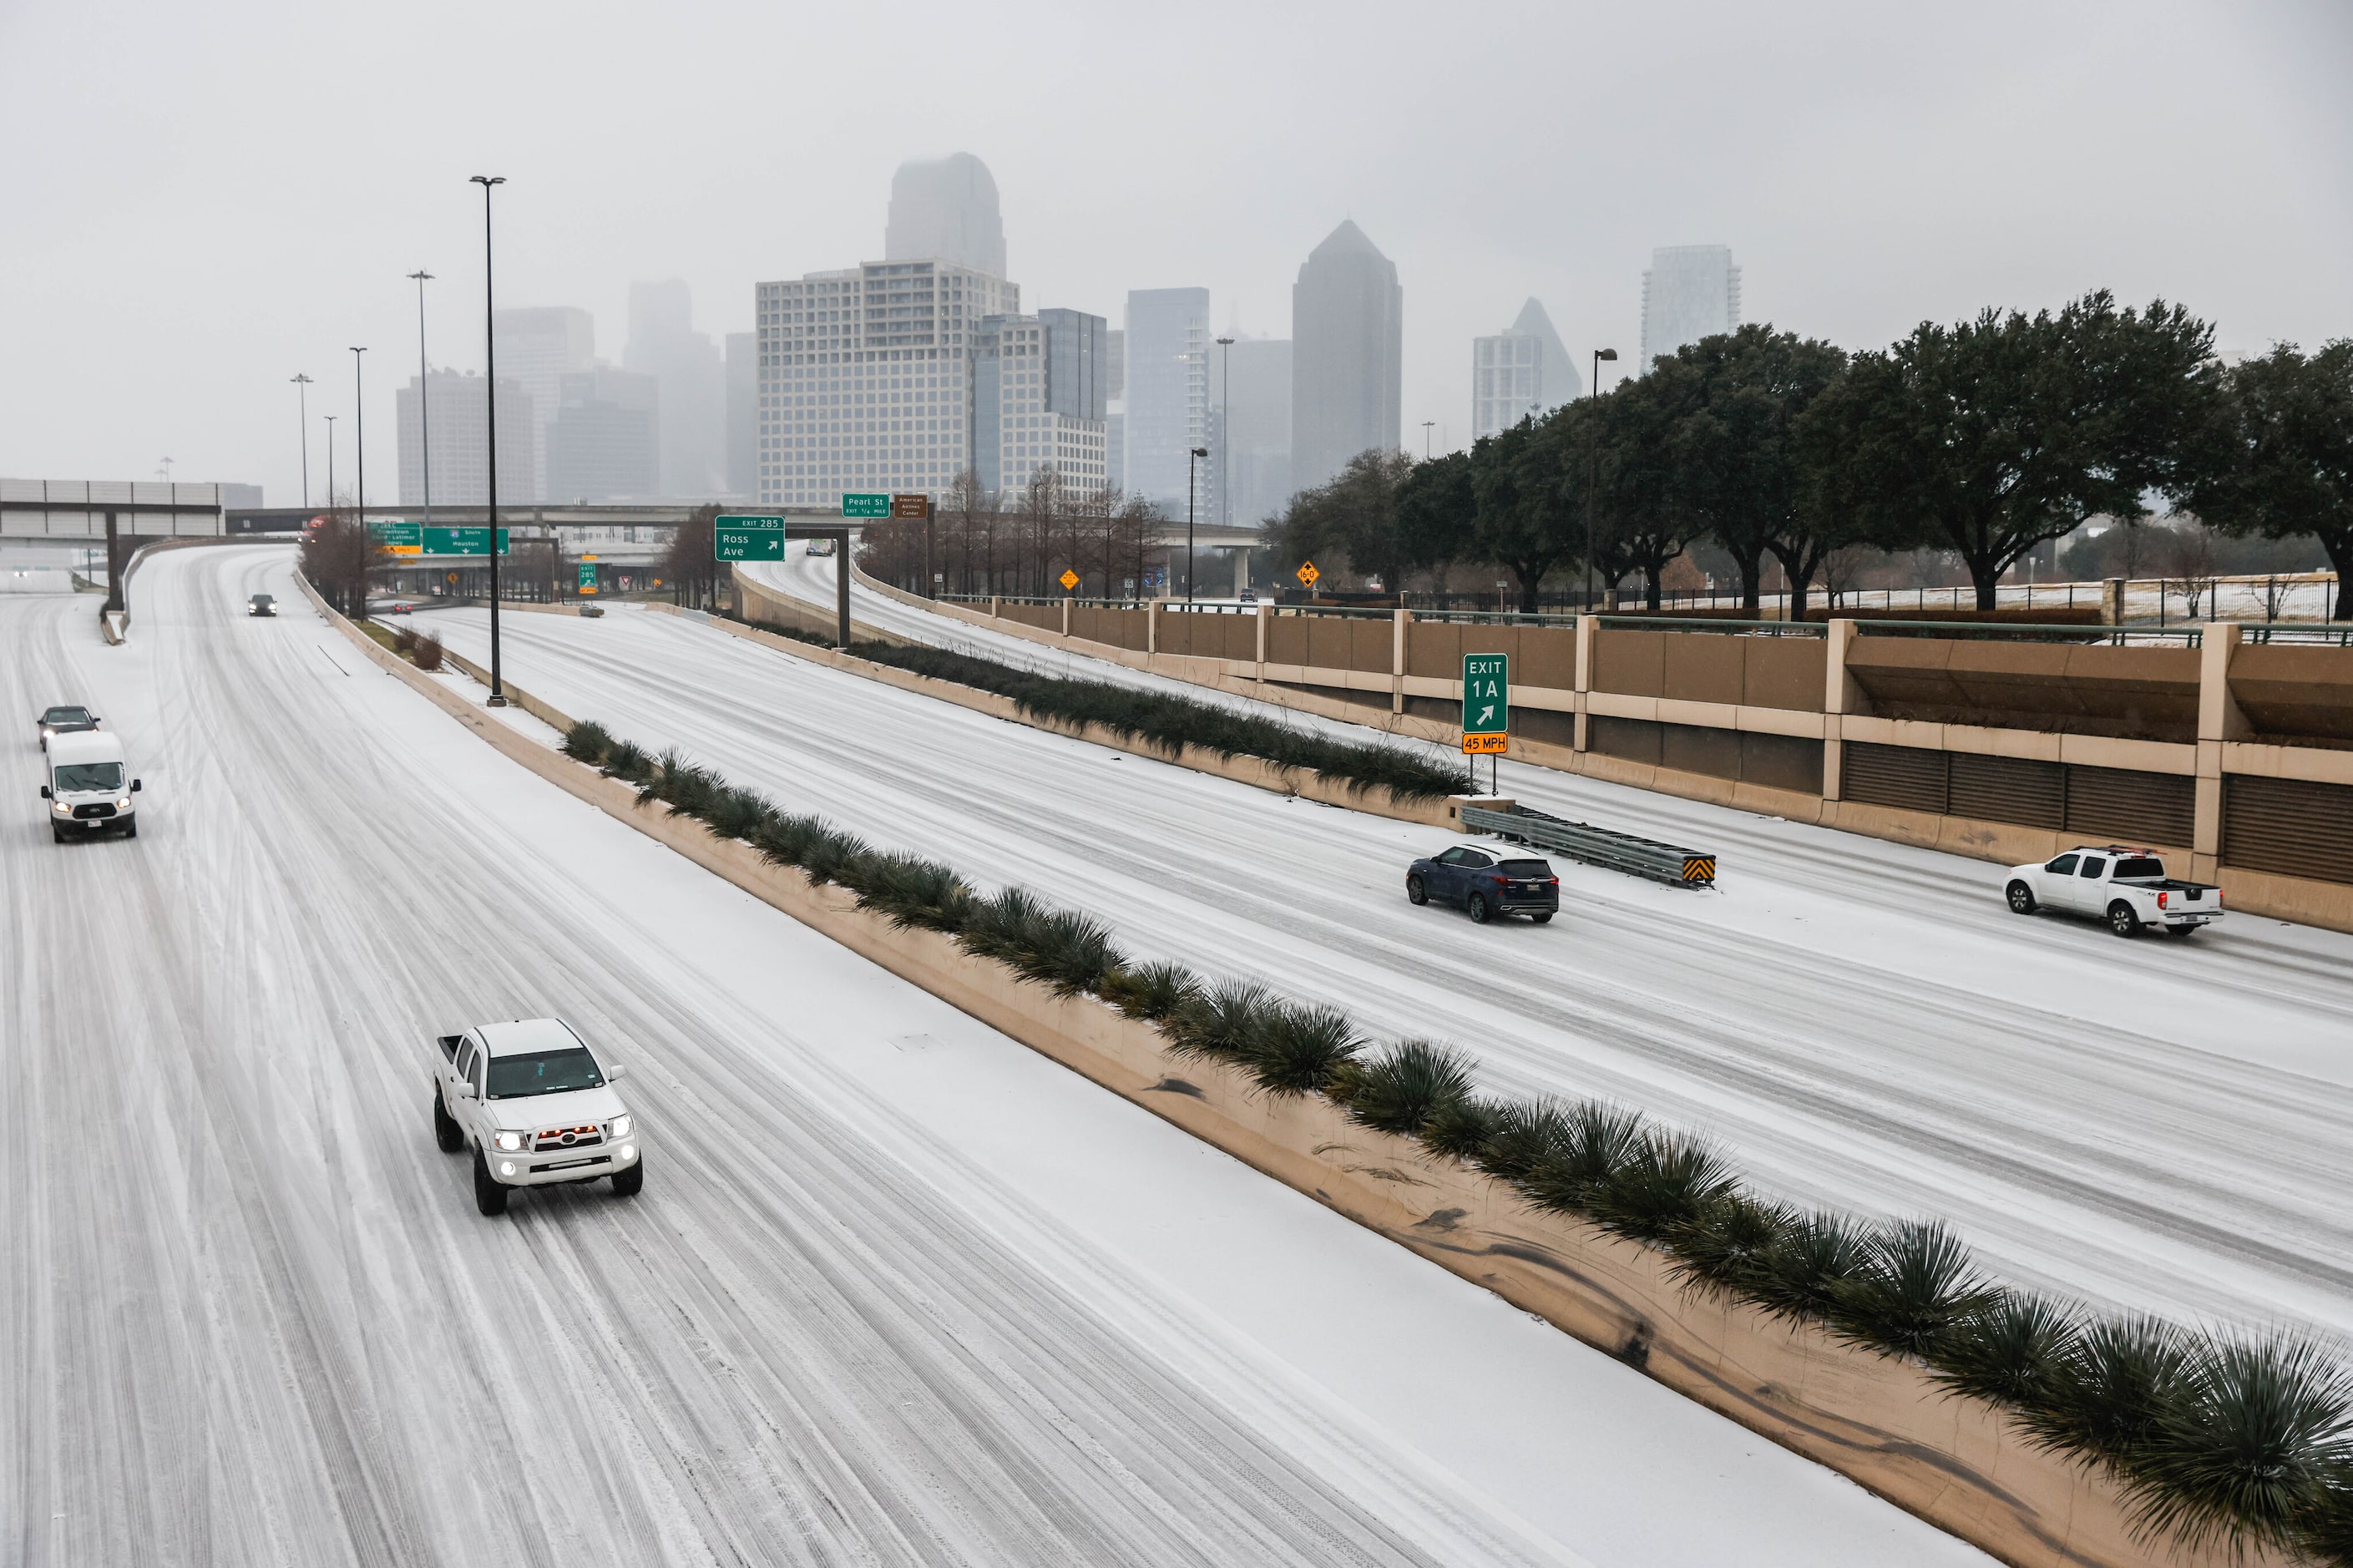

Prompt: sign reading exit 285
[{"left": 1461, "top": 653, "right": 1509, "bottom": 754}]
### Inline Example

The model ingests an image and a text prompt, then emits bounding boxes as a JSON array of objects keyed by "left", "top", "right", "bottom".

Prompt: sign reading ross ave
[
  {"left": 842, "top": 493, "right": 889, "bottom": 518},
  {"left": 368, "top": 521, "right": 422, "bottom": 554},
  {"left": 1462, "top": 652, "right": 1509, "bottom": 754},
  {"left": 712, "top": 513, "right": 785, "bottom": 562}
]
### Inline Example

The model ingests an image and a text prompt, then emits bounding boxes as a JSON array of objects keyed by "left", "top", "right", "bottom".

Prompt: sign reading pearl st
[
  {"left": 712, "top": 513, "right": 786, "bottom": 562},
  {"left": 1462, "top": 652, "right": 1509, "bottom": 755},
  {"left": 841, "top": 493, "right": 890, "bottom": 518}
]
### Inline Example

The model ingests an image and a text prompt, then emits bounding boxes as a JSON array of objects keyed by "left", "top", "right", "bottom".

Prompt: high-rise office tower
[
  {"left": 884, "top": 153, "right": 1007, "bottom": 278},
  {"left": 1290, "top": 220, "right": 1402, "bottom": 492},
  {"left": 1104, "top": 329, "right": 1126, "bottom": 491},
  {"left": 1639, "top": 245, "right": 1741, "bottom": 375},
  {"left": 625, "top": 281, "right": 727, "bottom": 498},
  {"left": 490, "top": 306, "right": 595, "bottom": 501},
  {"left": 1472, "top": 298, "right": 1581, "bottom": 439},
  {"left": 545, "top": 367, "right": 659, "bottom": 502},
  {"left": 1123, "top": 287, "right": 1212, "bottom": 516},
  {"left": 725, "top": 331, "right": 757, "bottom": 499},
  {"left": 396, "top": 371, "right": 534, "bottom": 505},
  {"left": 1217, "top": 337, "right": 1293, "bottom": 529},
  {"left": 972, "top": 310, "right": 1108, "bottom": 495},
  {"left": 752, "top": 259, "right": 1020, "bottom": 509}
]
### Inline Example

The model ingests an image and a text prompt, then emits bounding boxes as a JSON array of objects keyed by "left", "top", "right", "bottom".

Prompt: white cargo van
[{"left": 41, "top": 730, "right": 140, "bottom": 842}]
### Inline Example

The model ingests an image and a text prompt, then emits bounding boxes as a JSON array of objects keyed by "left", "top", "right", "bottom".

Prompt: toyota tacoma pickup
[
  {"left": 431, "top": 1018, "right": 643, "bottom": 1213},
  {"left": 2002, "top": 846, "right": 2224, "bottom": 938}
]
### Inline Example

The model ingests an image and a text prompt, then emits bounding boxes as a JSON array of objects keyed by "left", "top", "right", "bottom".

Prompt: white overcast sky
[{"left": 3, "top": 0, "right": 2347, "bottom": 500}]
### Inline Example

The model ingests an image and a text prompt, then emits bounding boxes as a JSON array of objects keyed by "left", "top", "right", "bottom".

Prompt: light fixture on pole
[
  {"left": 1421, "top": 419, "right": 1435, "bottom": 459},
  {"left": 1586, "top": 347, "right": 1618, "bottom": 613},
  {"left": 323, "top": 413, "right": 337, "bottom": 518},
  {"left": 409, "top": 271, "right": 434, "bottom": 535},
  {"left": 1186, "top": 445, "right": 1208, "bottom": 605},
  {"left": 291, "top": 374, "right": 314, "bottom": 508},
  {"left": 472, "top": 174, "right": 508, "bottom": 705}
]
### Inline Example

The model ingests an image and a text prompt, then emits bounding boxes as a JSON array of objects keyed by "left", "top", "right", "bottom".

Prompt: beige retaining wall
[{"left": 297, "top": 567, "right": 2301, "bottom": 1568}]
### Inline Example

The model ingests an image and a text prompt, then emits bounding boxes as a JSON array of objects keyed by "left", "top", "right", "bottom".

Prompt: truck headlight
[
  {"left": 52, "top": 799, "right": 70, "bottom": 814},
  {"left": 608, "top": 1114, "right": 632, "bottom": 1140},
  {"left": 115, "top": 797, "right": 131, "bottom": 810},
  {"left": 493, "top": 1130, "right": 526, "bottom": 1152}
]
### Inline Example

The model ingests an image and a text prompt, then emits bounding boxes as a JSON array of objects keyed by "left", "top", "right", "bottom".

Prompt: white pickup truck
[
  {"left": 2002, "top": 846, "right": 2224, "bottom": 938},
  {"left": 430, "top": 1018, "right": 643, "bottom": 1214}
]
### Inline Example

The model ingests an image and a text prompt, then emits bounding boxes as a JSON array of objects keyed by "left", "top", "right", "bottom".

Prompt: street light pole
[
  {"left": 1186, "top": 445, "right": 1208, "bottom": 604},
  {"left": 291, "top": 374, "right": 313, "bottom": 508},
  {"left": 350, "top": 346, "right": 367, "bottom": 539},
  {"left": 1586, "top": 347, "right": 1618, "bottom": 613},
  {"left": 472, "top": 175, "right": 508, "bottom": 704},
  {"left": 1421, "top": 420, "right": 1434, "bottom": 459},
  {"left": 409, "top": 271, "right": 435, "bottom": 534},
  {"left": 323, "top": 413, "right": 337, "bottom": 518}
]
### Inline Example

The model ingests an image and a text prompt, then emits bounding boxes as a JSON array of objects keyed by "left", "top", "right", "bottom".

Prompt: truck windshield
[
  {"left": 2112, "top": 857, "right": 2166, "bottom": 880},
  {"left": 43, "top": 706, "right": 92, "bottom": 724},
  {"left": 486, "top": 1047, "right": 605, "bottom": 1099},
  {"left": 53, "top": 762, "right": 123, "bottom": 792}
]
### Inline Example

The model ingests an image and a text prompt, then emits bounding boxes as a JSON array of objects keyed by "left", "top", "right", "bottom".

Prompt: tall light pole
[
  {"left": 350, "top": 346, "right": 367, "bottom": 536},
  {"left": 1214, "top": 335, "right": 1233, "bottom": 534},
  {"left": 291, "top": 374, "right": 314, "bottom": 508},
  {"left": 1420, "top": 419, "right": 1435, "bottom": 459},
  {"left": 1186, "top": 445, "right": 1208, "bottom": 604},
  {"left": 409, "top": 270, "right": 435, "bottom": 534},
  {"left": 323, "top": 413, "right": 337, "bottom": 516},
  {"left": 472, "top": 175, "right": 508, "bottom": 705},
  {"left": 1585, "top": 347, "right": 1618, "bottom": 613}
]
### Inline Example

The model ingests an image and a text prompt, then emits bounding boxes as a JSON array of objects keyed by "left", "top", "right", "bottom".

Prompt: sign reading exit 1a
[{"left": 1462, "top": 653, "right": 1510, "bottom": 753}]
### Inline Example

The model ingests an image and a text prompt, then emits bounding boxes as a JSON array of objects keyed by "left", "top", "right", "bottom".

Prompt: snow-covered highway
[
  {"left": 2, "top": 544, "right": 1986, "bottom": 1566},
  {"left": 423, "top": 564, "right": 2353, "bottom": 1345}
]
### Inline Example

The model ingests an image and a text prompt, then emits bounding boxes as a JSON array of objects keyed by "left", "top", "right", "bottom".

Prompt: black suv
[{"left": 1407, "top": 844, "right": 1560, "bottom": 924}]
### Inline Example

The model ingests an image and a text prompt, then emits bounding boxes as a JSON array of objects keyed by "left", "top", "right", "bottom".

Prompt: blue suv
[{"left": 1407, "top": 844, "right": 1561, "bottom": 924}]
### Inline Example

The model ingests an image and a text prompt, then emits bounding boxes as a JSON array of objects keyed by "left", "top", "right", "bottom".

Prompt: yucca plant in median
[{"left": 549, "top": 712, "right": 2353, "bottom": 1566}]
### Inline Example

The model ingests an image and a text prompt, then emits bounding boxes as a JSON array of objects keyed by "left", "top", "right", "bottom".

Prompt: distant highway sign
[
  {"left": 1060, "top": 569, "right": 1080, "bottom": 590},
  {"left": 1463, "top": 653, "right": 1509, "bottom": 753},
  {"left": 422, "top": 526, "right": 508, "bottom": 556},
  {"left": 843, "top": 494, "right": 889, "bottom": 518}
]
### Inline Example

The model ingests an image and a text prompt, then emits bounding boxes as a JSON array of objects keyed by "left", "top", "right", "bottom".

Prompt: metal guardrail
[
  {"left": 1461, "top": 804, "right": 1717, "bottom": 888},
  {"left": 1853, "top": 619, "right": 2200, "bottom": 646},
  {"left": 2240, "top": 622, "right": 2353, "bottom": 646},
  {"left": 1595, "top": 615, "right": 1825, "bottom": 638}
]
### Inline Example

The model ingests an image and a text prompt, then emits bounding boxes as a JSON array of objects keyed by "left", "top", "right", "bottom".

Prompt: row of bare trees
[{"left": 859, "top": 471, "right": 1175, "bottom": 599}]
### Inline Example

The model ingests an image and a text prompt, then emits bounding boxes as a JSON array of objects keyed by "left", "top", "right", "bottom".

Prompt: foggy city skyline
[{"left": 3, "top": 0, "right": 2348, "bottom": 508}]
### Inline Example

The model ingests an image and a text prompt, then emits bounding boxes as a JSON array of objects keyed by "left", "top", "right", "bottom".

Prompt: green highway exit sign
[
  {"left": 713, "top": 513, "right": 785, "bottom": 562},
  {"left": 1462, "top": 653, "right": 1509, "bottom": 754},
  {"left": 842, "top": 493, "right": 889, "bottom": 518},
  {"left": 423, "top": 526, "right": 509, "bottom": 556}
]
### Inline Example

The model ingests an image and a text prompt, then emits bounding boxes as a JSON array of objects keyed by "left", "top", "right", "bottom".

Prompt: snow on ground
[
  {"left": 422, "top": 569, "right": 2353, "bottom": 1343},
  {"left": 0, "top": 544, "right": 1985, "bottom": 1566}
]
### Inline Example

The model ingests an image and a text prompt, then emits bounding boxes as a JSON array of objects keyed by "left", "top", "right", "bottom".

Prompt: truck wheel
[
  {"left": 2107, "top": 902, "right": 2141, "bottom": 938},
  {"left": 473, "top": 1149, "right": 509, "bottom": 1215},
  {"left": 51, "top": 824, "right": 67, "bottom": 844},
  {"left": 612, "top": 1156, "right": 645, "bottom": 1197},
  {"left": 2166, "top": 924, "right": 2198, "bottom": 938},
  {"left": 1530, "top": 911, "right": 1554, "bottom": 924},
  {"left": 432, "top": 1087, "right": 464, "bottom": 1152},
  {"left": 2006, "top": 882, "right": 2036, "bottom": 915},
  {"left": 1466, "top": 892, "right": 1492, "bottom": 925},
  {"left": 1405, "top": 874, "right": 1427, "bottom": 906},
  {"left": 123, "top": 820, "right": 136, "bottom": 839}
]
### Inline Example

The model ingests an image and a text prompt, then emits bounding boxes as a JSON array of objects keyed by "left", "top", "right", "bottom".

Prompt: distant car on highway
[
  {"left": 1237, "top": 589, "right": 1259, "bottom": 604},
  {"left": 247, "top": 592, "right": 276, "bottom": 616},
  {"left": 806, "top": 537, "right": 837, "bottom": 558},
  {"left": 388, "top": 600, "right": 413, "bottom": 615},
  {"left": 2002, "top": 846, "right": 2224, "bottom": 938},
  {"left": 1406, "top": 843, "right": 1561, "bottom": 924},
  {"left": 41, "top": 730, "right": 139, "bottom": 842},
  {"left": 36, "top": 705, "right": 98, "bottom": 751},
  {"left": 432, "top": 1018, "right": 644, "bottom": 1214}
]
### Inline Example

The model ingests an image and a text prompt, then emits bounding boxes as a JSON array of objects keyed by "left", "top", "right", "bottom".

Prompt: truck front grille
[
  {"left": 533, "top": 1125, "right": 604, "bottom": 1152},
  {"left": 71, "top": 803, "right": 116, "bottom": 820}
]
